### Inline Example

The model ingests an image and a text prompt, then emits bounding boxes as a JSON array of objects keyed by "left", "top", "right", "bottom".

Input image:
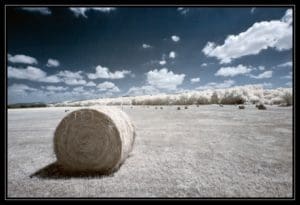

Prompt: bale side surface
[{"left": 54, "top": 106, "right": 135, "bottom": 173}]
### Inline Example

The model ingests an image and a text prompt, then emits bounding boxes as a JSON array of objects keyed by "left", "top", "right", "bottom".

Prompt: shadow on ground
[{"left": 30, "top": 162, "right": 117, "bottom": 179}]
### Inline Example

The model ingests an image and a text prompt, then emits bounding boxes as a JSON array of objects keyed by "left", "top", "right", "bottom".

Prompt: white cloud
[
  {"left": 126, "top": 85, "right": 160, "bottom": 96},
  {"left": 142, "top": 44, "right": 152, "bottom": 48},
  {"left": 69, "top": 7, "right": 116, "bottom": 18},
  {"left": 8, "top": 54, "right": 38, "bottom": 65},
  {"left": 159, "top": 60, "right": 166, "bottom": 65},
  {"left": 197, "top": 80, "right": 235, "bottom": 90},
  {"left": 201, "top": 63, "right": 208, "bottom": 67},
  {"left": 190, "top": 78, "right": 200, "bottom": 83},
  {"left": 57, "top": 70, "right": 86, "bottom": 85},
  {"left": 8, "top": 66, "right": 60, "bottom": 83},
  {"left": 146, "top": 68, "right": 185, "bottom": 90},
  {"left": 8, "top": 83, "right": 37, "bottom": 93},
  {"left": 202, "top": 9, "right": 292, "bottom": 64},
  {"left": 87, "top": 65, "right": 131, "bottom": 80},
  {"left": 97, "top": 81, "right": 120, "bottom": 92},
  {"left": 258, "top": 66, "right": 265, "bottom": 71},
  {"left": 177, "top": 7, "right": 189, "bottom": 15},
  {"left": 215, "top": 64, "right": 252, "bottom": 77},
  {"left": 57, "top": 70, "right": 83, "bottom": 79},
  {"left": 86, "top": 81, "right": 96, "bottom": 87},
  {"left": 281, "top": 72, "right": 292, "bottom": 79},
  {"left": 169, "top": 51, "right": 176, "bottom": 59},
  {"left": 21, "top": 7, "right": 51, "bottom": 15},
  {"left": 46, "top": 58, "right": 60, "bottom": 67},
  {"left": 277, "top": 61, "right": 293, "bottom": 67},
  {"left": 73, "top": 86, "right": 85, "bottom": 93},
  {"left": 43, "top": 86, "right": 68, "bottom": 91},
  {"left": 64, "top": 79, "right": 87, "bottom": 85},
  {"left": 250, "top": 70, "right": 273, "bottom": 79},
  {"left": 171, "top": 35, "right": 180, "bottom": 42}
]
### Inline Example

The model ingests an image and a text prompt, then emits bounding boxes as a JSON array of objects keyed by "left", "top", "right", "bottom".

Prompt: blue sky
[{"left": 7, "top": 6, "right": 293, "bottom": 104}]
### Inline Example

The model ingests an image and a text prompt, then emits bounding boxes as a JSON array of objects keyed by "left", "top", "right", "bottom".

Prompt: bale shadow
[{"left": 30, "top": 161, "right": 117, "bottom": 179}]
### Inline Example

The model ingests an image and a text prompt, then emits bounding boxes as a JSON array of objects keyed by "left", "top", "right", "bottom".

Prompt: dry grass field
[{"left": 7, "top": 105, "right": 293, "bottom": 198}]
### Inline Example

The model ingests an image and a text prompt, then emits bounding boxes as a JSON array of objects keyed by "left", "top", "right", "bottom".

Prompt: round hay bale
[
  {"left": 177, "top": 107, "right": 181, "bottom": 110},
  {"left": 185, "top": 106, "right": 188, "bottom": 109},
  {"left": 54, "top": 106, "right": 135, "bottom": 174},
  {"left": 160, "top": 107, "right": 163, "bottom": 109},
  {"left": 238, "top": 105, "right": 245, "bottom": 109}
]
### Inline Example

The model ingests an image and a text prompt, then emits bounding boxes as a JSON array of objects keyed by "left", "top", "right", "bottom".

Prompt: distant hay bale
[
  {"left": 54, "top": 107, "right": 135, "bottom": 174},
  {"left": 177, "top": 107, "right": 181, "bottom": 110},
  {"left": 185, "top": 106, "right": 188, "bottom": 109},
  {"left": 219, "top": 104, "right": 223, "bottom": 107},
  {"left": 256, "top": 103, "right": 267, "bottom": 110},
  {"left": 160, "top": 107, "right": 163, "bottom": 109},
  {"left": 238, "top": 105, "right": 245, "bottom": 109}
]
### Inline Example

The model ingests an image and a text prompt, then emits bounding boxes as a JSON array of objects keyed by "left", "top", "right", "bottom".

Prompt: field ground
[{"left": 7, "top": 105, "right": 293, "bottom": 197}]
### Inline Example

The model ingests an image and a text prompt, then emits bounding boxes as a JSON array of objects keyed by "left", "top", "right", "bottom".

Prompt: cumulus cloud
[
  {"left": 126, "top": 85, "right": 160, "bottom": 96},
  {"left": 277, "top": 61, "right": 293, "bottom": 68},
  {"left": 146, "top": 68, "right": 185, "bottom": 90},
  {"left": 43, "top": 86, "right": 68, "bottom": 91},
  {"left": 46, "top": 58, "right": 60, "bottom": 67},
  {"left": 8, "top": 66, "right": 60, "bottom": 83},
  {"left": 177, "top": 7, "right": 189, "bottom": 15},
  {"left": 57, "top": 70, "right": 86, "bottom": 85},
  {"left": 21, "top": 7, "right": 51, "bottom": 15},
  {"left": 190, "top": 78, "right": 200, "bottom": 83},
  {"left": 250, "top": 70, "right": 273, "bottom": 79},
  {"left": 97, "top": 81, "right": 120, "bottom": 92},
  {"left": 87, "top": 65, "right": 131, "bottom": 80},
  {"left": 281, "top": 72, "right": 292, "bottom": 79},
  {"left": 8, "top": 83, "right": 37, "bottom": 93},
  {"left": 201, "top": 63, "right": 208, "bottom": 67},
  {"left": 215, "top": 64, "right": 252, "bottom": 77},
  {"left": 142, "top": 44, "right": 152, "bottom": 48},
  {"left": 73, "top": 86, "right": 85, "bottom": 93},
  {"left": 169, "top": 51, "right": 176, "bottom": 59},
  {"left": 69, "top": 7, "right": 116, "bottom": 18},
  {"left": 197, "top": 80, "right": 235, "bottom": 90},
  {"left": 159, "top": 60, "right": 166, "bottom": 65},
  {"left": 8, "top": 54, "right": 38, "bottom": 65},
  {"left": 202, "top": 9, "right": 292, "bottom": 64},
  {"left": 258, "top": 66, "right": 265, "bottom": 71},
  {"left": 86, "top": 81, "right": 96, "bottom": 87},
  {"left": 171, "top": 35, "right": 180, "bottom": 42}
]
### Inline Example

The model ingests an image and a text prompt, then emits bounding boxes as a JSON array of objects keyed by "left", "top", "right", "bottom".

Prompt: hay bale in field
[
  {"left": 219, "top": 104, "right": 223, "bottom": 107},
  {"left": 54, "top": 107, "right": 135, "bottom": 174},
  {"left": 238, "top": 105, "right": 245, "bottom": 109},
  {"left": 256, "top": 103, "right": 267, "bottom": 110},
  {"left": 185, "top": 106, "right": 188, "bottom": 109},
  {"left": 160, "top": 107, "right": 163, "bottom": 109},
  {"left": 177, "top": 107, "right": 181, "bottom": 110}
]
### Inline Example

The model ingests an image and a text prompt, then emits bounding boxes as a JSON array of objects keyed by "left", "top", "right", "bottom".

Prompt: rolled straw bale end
[{"left": 54, "top": 106, "right": 135, "bottom": 173}]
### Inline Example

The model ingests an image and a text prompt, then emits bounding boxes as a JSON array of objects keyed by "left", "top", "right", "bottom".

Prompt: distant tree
[{"left": 210, "top": 91, "right": 219, "bottom": 104}]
